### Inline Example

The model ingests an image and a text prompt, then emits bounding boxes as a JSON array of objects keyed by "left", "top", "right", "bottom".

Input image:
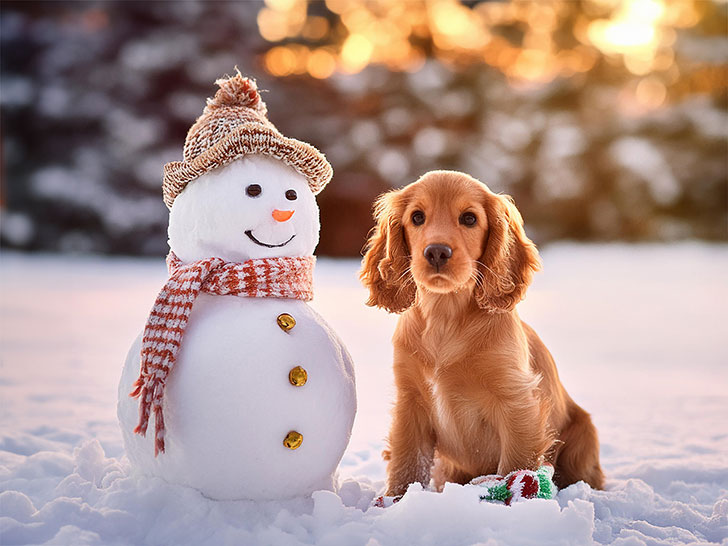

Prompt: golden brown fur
[{"left": 360, "top": 170, "right": 604, "bottom": 496}]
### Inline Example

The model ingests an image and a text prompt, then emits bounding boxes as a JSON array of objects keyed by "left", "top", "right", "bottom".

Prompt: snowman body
[{"left": 118, "top": 155, "right": 356, "bottom": 500}]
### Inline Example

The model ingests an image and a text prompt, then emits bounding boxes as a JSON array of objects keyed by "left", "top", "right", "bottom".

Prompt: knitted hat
[{"left": 162, "top": 72, "right": 333, "bottom": 209}]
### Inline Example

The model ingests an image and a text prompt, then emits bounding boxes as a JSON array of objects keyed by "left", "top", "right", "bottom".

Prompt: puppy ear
[
  {"left": 475, "top": 192, "right": 542, "bottom": 312},
  {"left": 360, "top": 190, "right": 416, "bottom": 313}
]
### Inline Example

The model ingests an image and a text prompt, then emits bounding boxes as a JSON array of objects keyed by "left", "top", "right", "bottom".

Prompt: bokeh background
[{"left": 1, "top": 0, "right": 726, "bottom": 257}]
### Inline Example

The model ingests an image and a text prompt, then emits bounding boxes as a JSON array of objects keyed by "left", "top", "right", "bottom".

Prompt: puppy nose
[
  {"left": 272, "top": 209, "right": 294, "bottom": 222},
  {"left": 424, "top": 244, "right": 452, "bottom": 269}
]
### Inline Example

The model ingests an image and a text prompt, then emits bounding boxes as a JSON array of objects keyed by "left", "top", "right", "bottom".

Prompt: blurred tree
[
  {"left": 1, "top": 0, "right": 267, "bottom": 254},
  {"left": 1, "top": 0, "right": 726, "bottom": 257}
]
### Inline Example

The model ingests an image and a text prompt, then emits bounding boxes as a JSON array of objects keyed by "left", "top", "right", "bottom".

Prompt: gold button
[
  {"left": 283, "top": 430, "right": 303, "bottom": 450},
  {"left": 277, "top": 313, "right": 296, "bottom": 332},
  {"left": 288, "top": 366, "right": 308, "bottom": 387}
]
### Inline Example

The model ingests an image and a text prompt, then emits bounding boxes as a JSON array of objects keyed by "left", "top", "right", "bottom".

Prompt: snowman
[{"left": 117, "top": 73, "right": 356, "bottom": 501}]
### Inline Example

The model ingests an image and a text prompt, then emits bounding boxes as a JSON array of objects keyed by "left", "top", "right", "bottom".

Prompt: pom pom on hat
[{"left": 207, "top": 71, "right": 267, "bottom": 115}]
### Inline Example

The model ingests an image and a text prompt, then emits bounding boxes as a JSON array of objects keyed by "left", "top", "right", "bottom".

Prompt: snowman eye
[
  {"left": 285, "top": 189, "right": 297, "bottom": 201},
  {"left": 246, "top": 184, "right": 262, "bottom": 198}
]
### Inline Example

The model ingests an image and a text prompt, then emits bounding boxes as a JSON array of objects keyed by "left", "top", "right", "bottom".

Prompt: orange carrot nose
[{"left": 272, "top": 209, "right": 295, "bottom": 222}]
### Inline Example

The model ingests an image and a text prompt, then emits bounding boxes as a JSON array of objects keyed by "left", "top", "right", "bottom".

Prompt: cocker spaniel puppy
[{"left": 361, "top": 170, "right": 604, "bottom": 496}]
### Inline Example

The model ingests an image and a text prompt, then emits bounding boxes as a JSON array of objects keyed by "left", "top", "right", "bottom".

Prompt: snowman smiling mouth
[{"left": 244, "top": 230, "right": 296, "bottom": 248}]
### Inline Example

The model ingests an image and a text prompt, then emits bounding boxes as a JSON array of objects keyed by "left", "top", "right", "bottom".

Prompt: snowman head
[{"left": 168, "top": 154, "right": 320, "bottom": 263}]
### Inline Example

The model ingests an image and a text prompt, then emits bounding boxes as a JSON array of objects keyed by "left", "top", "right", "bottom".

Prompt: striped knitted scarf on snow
[{"left": 130, "top": 251, "right": 315, "bottom": 456}]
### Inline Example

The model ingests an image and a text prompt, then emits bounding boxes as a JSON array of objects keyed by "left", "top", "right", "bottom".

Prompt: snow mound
[
  {"left": 1, "top": 439, "right": 725, "bottom": 545},
  {"left": 1, "top": 439, "right": 589, "bottom": 545}
]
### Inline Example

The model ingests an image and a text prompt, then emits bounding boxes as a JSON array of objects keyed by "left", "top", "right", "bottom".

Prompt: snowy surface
[{"left": 1, "top": 243, "right": 727, "bottom": 545}]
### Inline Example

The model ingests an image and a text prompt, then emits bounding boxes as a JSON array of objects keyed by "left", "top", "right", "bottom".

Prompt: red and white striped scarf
[{"left": 130, "top": 251, "right": 315, "bottom": 455}]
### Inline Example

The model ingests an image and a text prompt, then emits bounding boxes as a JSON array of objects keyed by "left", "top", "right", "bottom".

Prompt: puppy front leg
[
  {"left": 494, "top": 394, "right": 553, "bottom": 477},
  {"left": 386, "top": 387, "right": 435, "bottom": 496},
  {"left": 385, "top": 347, "right": 435, "bottom": 497}
]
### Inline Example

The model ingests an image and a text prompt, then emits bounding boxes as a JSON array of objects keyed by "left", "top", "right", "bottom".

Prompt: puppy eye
[
  {"left": 412, "top": 211, "right": 426, "bottom": 226},
  {"left": 460, "top": 212, "right": 477, "bottom": 227},
  {"left": 246, "top": 184, "right": 262, "bottom": 198},
  {"left": 285, "top": 189, "right": 297, "bottom": 201}
]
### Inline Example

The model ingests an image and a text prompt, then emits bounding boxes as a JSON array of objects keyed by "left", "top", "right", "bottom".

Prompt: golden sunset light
[{"left": 256, "top": 0, "right": 721, "bottom": 113}]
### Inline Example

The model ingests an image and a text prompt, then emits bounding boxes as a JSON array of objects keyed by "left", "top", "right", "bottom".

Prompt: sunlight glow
[
  {"left": 587, "top": 0, "right": 668, "bottom": 75},
  {"left": 255, "top": 0, "right": 703, "bottom": 94},
  {"left": 307, "top": 48, "right": 337, "bottom": 79},
  {"left": 340, "top": 34, "right": 374, "bottom": 73}
]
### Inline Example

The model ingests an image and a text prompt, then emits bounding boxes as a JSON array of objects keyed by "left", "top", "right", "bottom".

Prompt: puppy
[{"left": 360, "top": 170, "right": 604, "bottom": 496}]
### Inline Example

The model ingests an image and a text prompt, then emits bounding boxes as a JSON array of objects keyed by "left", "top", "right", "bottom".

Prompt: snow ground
[{"left": 1, "top": 243, "right": 727, "bottom": 546}]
